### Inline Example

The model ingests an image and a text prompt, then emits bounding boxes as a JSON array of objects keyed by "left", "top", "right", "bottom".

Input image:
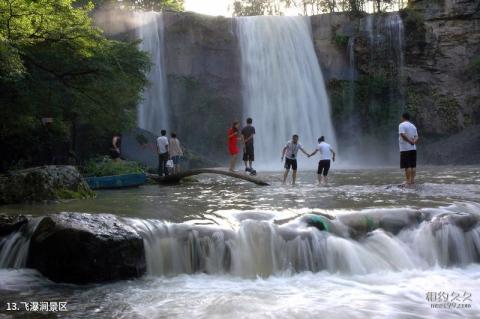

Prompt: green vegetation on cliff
[{"left": 0, "top": 0, "right": 150, "bottom": 172}]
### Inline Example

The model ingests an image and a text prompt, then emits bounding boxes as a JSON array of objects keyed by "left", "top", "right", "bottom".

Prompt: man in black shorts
[
  {"left": 398, "top": 112, "right": 419, "bottom": 186},
  {"left": 281, "top": 134, "right": 310, "bottom": 185},
  {"left": 241, "top": 118, "right": 256, "bottom": 173},
  {"left": 308, "top": 136, "right": 336, "bottom": 185}
]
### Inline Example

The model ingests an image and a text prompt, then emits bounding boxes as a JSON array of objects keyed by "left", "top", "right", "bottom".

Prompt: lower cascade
[
  {"left": 128, "top": 203, "right": 480, "bottom": 277},
  {"left": 1, "top": 204, "right": 479, "bottom": 280}
]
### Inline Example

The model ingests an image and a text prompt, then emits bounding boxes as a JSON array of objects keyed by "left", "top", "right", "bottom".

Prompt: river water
[{"left": 0, "top": 166, "right": 479, "bottom": 318}]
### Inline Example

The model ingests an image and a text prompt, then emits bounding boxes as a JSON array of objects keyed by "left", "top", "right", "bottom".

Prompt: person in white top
[
  {"left": 156, "top": 130, "right": 169, "bottom": 176},
  {"left": 398, "top": 112, "right": 419, "bottom": 186},
  {"left": 169, "top": 132, "right": 184, "bottom": 175},
  {"left": 281, "top": 134, "right": 309, "bottom": 185},
  {"left": 308, "top": 136, "right": 336, "bottom": 185}
]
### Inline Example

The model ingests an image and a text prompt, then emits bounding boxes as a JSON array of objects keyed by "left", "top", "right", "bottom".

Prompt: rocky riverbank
[{"left": 0, "top": 166, "right": 94, "bottom": 205}]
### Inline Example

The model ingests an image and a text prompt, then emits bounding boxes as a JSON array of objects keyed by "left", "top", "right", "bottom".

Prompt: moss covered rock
[{"left": 0, "top": 165, "right": 94, "bottom": 204}]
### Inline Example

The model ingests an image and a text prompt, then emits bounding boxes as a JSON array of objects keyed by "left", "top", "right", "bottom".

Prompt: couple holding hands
[{"left": 281, "top": 135, "right": 336, "bottom": 185}]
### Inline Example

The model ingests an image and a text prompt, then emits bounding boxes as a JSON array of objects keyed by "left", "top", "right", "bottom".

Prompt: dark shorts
[
  {"left": 284, "top": 158, "right": 297, "bottom": 171},
  {"left": 400, "top": 150, "right": 417, "bottom": 169},
  {"left": 317, "top": 160, "right": 331, "bottom": 176},
  {"left": 243, "top": 143, "right": 254, "bottom": 162}
]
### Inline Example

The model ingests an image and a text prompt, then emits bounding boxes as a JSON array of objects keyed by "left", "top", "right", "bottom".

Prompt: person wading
[
  {"left": 157, "top": 130, "right": 169, "bottom": 177},
  {"left": 398, "top": 112, "right": 419, "bottom": 186},
  {"left": 228, "top": 121, "right": 241, "bottom": 172},
  {"left": 241, "top": 117, "right": 256, "bottom": 174},
  {"left": 308, "top": 136, "right": 336, "bottom": 185},
  {"left": 281, "top": 134, "right": 309, "bottom": 185}
]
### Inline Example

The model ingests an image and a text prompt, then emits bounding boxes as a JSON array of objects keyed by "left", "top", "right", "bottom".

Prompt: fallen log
[{"left": 150, "top": 168, "right": 270, "bottom": 186}]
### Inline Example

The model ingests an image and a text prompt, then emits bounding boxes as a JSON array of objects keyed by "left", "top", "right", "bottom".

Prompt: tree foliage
[
  {"left": 82, "top": 0, "right": 184, "bottom": 12},
  {"left": 0, "top": 0, "right": 150, "bottom": 171},
  {"left": 232, "top": 0, "right": 405, "bottom": 16},
  {"left": 233, "top": 0, "right": 283, "bottom": 16}
]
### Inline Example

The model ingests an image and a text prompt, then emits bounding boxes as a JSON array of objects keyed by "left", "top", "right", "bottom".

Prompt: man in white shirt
[
  {"left": 281, "top": 134, "right": 310, "bottom": 185},
  {"left": 308, "top": 136, "right": 336, "bottom": 185},
  {"left": 398, "top": 113, "right": 419, "bottom": 186},
  {"left": 156, "top": 129, "right": 169, "bottom": 176}
]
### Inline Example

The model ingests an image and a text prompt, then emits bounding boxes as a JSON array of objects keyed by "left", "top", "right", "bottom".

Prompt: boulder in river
[
  {"left": 0, "top": 165, "right": 94, "bottom": 204},
  {"left": 27, "top": 213, "right": 146, "bottom": 284}
]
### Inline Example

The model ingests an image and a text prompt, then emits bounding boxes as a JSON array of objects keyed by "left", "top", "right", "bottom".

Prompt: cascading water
[
  {"left": 362, "top": 12, "right": 405, "bottom": 109},
  {"left": 339, "top": 13, "right": 406, "bottom": 166},
  {"left": 236, "top": 16, "right": 336, "bottom": 169},
  {"left": 129, "top": 204, "right": 480, "bottom": 277},
  {"left": 345, "top": 36, "right": 357, "bottom": 139},
  {"left": 0, "top": 219, "right": 40, "bottom": 268},
  {"left": 134, "top": 12, "right": 169, "bottom": 135}
]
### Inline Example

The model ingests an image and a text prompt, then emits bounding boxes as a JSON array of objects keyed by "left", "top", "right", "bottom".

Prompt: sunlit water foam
[{"left": 128, "top": 202, "right": 480, "bottom": 277}]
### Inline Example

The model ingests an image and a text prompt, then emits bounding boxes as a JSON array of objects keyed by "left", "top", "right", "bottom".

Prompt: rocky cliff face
[
  {"left": 311, "top": 0, "right": 479, "bottom": 163},
  {"left": 403, "top": 0, "right": 480, "bottom": 135},
  {"left": 162, "top": 12, "right": 242, "bottom": 159},
  {"left": 310, "top": 13, "right": 355, "bottom": 81}
]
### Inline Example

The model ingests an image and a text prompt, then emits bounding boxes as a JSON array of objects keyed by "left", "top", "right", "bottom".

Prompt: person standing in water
[
  {"left": 228, "top": 121, "right": 241, "bottom": 172},
  {"left": 169, "top": 132, "right": 184, "bottom": 175},
  {"left": 281, "top": 134, "right": 310, "bottom": 185},
  {"left": 156, "top": 130, "right": 169, "bottom": 177},
  {"left": 308, "top": 136, "right": 336, "bottom": 185},
  {"left": 399, "top": 112, "right": 419, "bottom": 186},
  {"left": 241, "top": 117, "right": 256, "bottom": 173}
]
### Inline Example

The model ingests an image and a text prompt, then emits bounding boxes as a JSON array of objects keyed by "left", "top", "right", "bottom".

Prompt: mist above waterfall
[{"left": 236, "top": 16, "right": 336, "bottom": 170}]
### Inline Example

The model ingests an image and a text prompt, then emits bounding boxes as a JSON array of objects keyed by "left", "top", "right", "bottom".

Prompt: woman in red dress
[{"left": 228, "top": 121, "right": 241, "bottom": 172}]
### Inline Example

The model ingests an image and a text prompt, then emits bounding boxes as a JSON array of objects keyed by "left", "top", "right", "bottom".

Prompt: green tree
[
  {"left": 233, "top": 0, "right": 283, "bottom": 16},
  {"left": 0, "top": 0, "right": 150, "bottom": 171},
  {"left": 81, "top": 0, "right": 184, "bottom": 11}
]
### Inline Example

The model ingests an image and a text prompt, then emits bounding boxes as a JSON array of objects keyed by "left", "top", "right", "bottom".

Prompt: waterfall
[
  {"left": 129, "top": 206, "right": 480, "bottom": 277},
  {"left": 336, "top": 12, "right": 406, "bottom": 166},
  {"left": 1, "top": 206, "right": 479, "bottom": 277},
  {"left": 362, "top": 13, "right": 405, "bottom": 108},
  {"left": 346, "top": 37, "right": 357, "bottom": 135},
  {"left": 236, "top": 16, "right": 336, "bottom": 169},
  {"left": 135, "top": 12, "right": 169, "bottom": 135},
  {"left": 0, "top": 219, "right": 40, "bottom": 268},
  {"left": 387, "top": 13, "right": 406, "bottom": 107}
]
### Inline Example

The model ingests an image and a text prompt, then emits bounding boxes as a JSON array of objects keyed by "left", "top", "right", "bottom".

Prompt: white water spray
[
  {"left": 129, "top": 204, "right": 480, "bottom": 277},
  {"left": 236, "top": 16, "right": 336, "bottom": 169},
  {"left": 135, "top": 12, "right": 169, "bottom": 135}
]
